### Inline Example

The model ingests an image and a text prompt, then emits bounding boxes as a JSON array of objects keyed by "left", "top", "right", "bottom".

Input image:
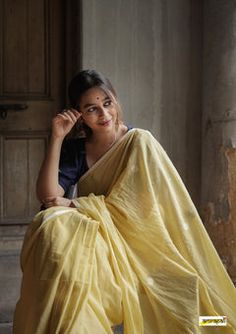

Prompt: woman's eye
[
  {"left": 104, "top": 100, "right": 112, "bottom": 107},
  {"left": 87, "top": 107, "right": 96, "bottom": 113}
]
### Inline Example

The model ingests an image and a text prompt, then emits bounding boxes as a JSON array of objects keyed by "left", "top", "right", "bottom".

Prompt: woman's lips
[{"left": 99, "top": 119, "right": 112, "bottom": 126}]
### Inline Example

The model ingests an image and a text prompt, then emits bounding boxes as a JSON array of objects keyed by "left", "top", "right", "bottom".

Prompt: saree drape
[{"left": 13, "top": 129, "right": 236, "bottom": 334}]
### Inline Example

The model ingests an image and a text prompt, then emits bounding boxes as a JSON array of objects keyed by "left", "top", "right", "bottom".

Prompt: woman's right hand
[{"left": 51, "top": 108, "right": 82, "bottom": 139}]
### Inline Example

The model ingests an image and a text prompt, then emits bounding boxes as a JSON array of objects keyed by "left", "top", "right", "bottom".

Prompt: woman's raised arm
[{"left": 36, "top": 109, "right": 81, "bottom": 203}]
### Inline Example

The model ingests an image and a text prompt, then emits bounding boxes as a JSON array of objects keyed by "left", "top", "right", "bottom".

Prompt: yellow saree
[{"left": 14, "top": 129, "right": 236, "bottom": 334}]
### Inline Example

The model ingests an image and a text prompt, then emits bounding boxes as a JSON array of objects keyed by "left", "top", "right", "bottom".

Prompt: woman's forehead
[{"left": 81, "top": 87, "right": 108, "bottom": 102}]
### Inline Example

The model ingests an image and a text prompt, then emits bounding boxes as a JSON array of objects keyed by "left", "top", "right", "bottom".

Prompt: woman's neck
[
  {"left": 85, "top": 124, "right": 127, "bottom": 168},
  {"left": 89, "top": 126, "right": 118, "bottom": 147}
]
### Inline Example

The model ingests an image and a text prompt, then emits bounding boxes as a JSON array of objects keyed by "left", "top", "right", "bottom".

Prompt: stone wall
[{"left": 202, "top": 0, "right": 236, "bottom": 285}]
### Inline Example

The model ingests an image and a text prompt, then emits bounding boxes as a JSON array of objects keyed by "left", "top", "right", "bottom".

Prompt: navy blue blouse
[
  {"left": 59, "top": 138, "right": 88, "bottom": 192},
  {"left": 59, "top": 126, "right": 132, "bottom": 193}
]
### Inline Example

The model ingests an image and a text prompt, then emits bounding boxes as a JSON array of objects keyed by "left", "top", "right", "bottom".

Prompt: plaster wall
[{"left": 81, "top": 0, "right": 203, "bottom": 206}]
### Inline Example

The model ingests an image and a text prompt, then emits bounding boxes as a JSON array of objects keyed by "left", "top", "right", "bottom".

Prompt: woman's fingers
[
  {"left": 59, "top": 109, "right": 81, "bottom": 124},
  {"left": 71, "top": 108, "right": 81, "bottom": 118},
  {"left": 42, "top": 196, "right": 72, "bottom": 207},
  {"left": 62, "top": 108, "right": 81, "bottom": 118},
  {"left": 66, "top": 110, "right": 79, "bottom": 123},
  {"left": 57, "top": 111, "right": 74, "bottom": 124},
  {"left": 51, "top": 108, "right": 82, "bottom": 138},
  {"left": 56, "top": 113, "right": 68, "bottom": 121}
]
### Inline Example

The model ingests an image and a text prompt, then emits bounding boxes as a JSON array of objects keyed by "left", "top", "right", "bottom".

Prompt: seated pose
[{"left": 14, "top": 70, "right": 236, "bottom": 334}]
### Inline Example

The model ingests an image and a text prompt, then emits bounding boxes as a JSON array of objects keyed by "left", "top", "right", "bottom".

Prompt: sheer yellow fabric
[{"left": 14, "top": 129, "right": 236, "bottom": 334}]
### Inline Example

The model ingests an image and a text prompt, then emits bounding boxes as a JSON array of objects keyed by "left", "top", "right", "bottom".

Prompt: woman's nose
[{"left": 98, "top": 106, "right": 108, "bottom": 116}]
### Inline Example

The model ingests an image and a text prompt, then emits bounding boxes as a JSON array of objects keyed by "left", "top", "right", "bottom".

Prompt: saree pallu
[{"left": 13, "top": 129, "right": 236, "bottom": 334}]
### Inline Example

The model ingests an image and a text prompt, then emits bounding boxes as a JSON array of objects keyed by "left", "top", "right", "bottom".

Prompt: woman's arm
[
  {"left": 36, "top": 109, "right": 81, "bottom": 204},
  {"left": 36, "top": 135, "right": 65, "bottom": 201}
]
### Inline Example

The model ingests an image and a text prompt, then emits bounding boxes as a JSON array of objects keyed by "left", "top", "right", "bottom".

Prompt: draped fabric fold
[{"left": 14, "top": 129, "right": 236, "bottom": 334}]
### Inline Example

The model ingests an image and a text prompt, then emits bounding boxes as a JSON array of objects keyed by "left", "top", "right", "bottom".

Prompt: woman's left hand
[{"left": 42, "top": 196, "right": 72, "bottom": 208}]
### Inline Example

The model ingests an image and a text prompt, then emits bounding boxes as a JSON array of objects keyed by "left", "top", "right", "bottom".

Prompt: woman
[
  {"left": 14, "top": 70, "right": 236, "bottom": 334},
  {"left": 36, "top": 69, "right": 129, "bottom": 208}
]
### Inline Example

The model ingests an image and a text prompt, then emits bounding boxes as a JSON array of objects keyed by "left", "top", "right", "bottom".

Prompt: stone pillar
[{"left": 202, "top": 0, "right": 236, "bottom": 284}]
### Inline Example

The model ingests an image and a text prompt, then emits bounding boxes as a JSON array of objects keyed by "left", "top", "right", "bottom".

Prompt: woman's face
[{"left": 79, "top": 87, "right": 118, "bottom": 134}]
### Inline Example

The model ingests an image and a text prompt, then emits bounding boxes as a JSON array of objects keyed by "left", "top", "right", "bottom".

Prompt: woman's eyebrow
[{"left": 83, "top": 103, "right": 95, "bottom": 109}]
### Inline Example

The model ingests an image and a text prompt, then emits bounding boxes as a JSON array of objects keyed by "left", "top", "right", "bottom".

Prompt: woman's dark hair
[
  {"left": 69, "top": 69, "right": 117, "bottom": 108},
  {"left": 68, "top": 69, "right": 123, "bottom": 138}
]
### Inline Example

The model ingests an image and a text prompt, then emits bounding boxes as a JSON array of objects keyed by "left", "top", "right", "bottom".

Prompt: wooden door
[{"left": 0, "top": 0, "right": 65, "bottom": 326}]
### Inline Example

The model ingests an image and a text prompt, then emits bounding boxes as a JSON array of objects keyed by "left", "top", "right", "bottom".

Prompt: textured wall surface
[
  {"left": 202, "top": 0, "right": 236, "bottom": 284},
  {"left": 81, "top": 0, "right": 203, "bottom": 206}
]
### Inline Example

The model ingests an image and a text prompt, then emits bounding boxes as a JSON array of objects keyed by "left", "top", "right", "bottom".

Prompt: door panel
[
  {"left": 0, "top": 0, "right": 64, "bottom": 224},
  {"left": 2, "top": 0, "right": 50, "bottom": 98},
  {"left": 1, "top": 134, "right": 47, "bottom": 223},
  {"left": 0, "top": 0, "right": 65, "bottom": 325},
  {"left": 4, "top": 138, "right": 28, "bottom": 219}
]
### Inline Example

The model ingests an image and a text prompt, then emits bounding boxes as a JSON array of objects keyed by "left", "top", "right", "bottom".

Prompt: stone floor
[
  {"left": 0, "top": 323, "right": 12, "bottom": 334},
  {"left": 0, "top": 322, "right": 123, "bottom": 333}
]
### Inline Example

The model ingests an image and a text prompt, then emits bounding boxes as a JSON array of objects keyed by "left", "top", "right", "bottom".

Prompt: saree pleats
[{"left": 14, "top": 129, "right": 236, "bottom": 333}]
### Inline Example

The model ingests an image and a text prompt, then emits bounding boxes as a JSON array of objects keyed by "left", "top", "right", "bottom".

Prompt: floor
[
  {"left": 0, "top": 323, "right": 12, "bottom": 334},
  {"left": 0, "top": 323, "right": 124, "bottom": 333}
]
